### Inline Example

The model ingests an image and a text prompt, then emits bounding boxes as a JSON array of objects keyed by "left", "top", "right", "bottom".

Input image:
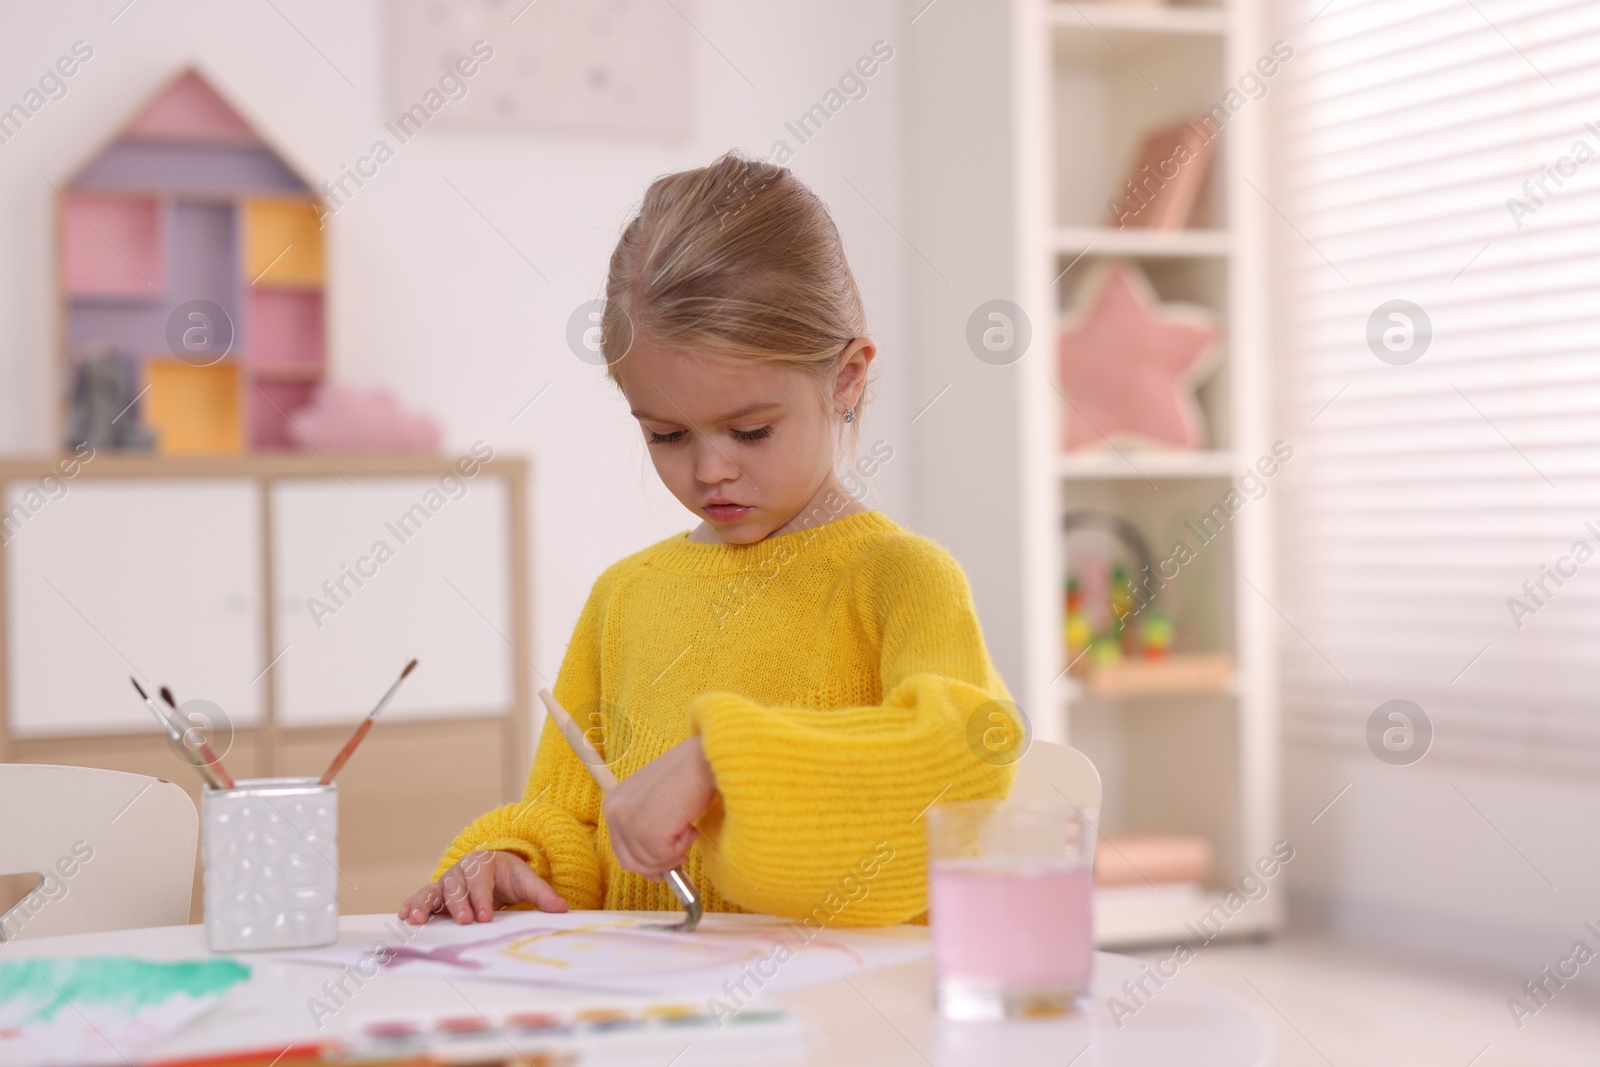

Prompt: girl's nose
[{"left": 692, "top": 436, "right": 741, "bottom": 484}]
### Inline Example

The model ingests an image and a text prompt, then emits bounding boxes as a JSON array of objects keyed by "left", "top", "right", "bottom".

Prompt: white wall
[
  {"left": 0, "top": 1, "right": 986, "bottom": 742},
  {"left": 901, "top": 0, "right": 1041, "bottom": 725},
  {"left": 1280, "top": 741, "right": 1600, "bottom": 995}
]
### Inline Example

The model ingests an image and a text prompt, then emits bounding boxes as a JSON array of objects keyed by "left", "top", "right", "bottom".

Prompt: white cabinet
[
  {"left": 1, "top": 455, "right": 530, "bottom": 918},
  {"left": 270, "top": 476, "right": 514, "bottom": 725},
  {"left": 4, "top": 479, "right": 264, "bottom": 737}
]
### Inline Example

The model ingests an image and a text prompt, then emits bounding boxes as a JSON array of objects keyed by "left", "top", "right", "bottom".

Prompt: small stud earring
[{"left": 843, "top": 408, "right": 856, "bottom": 423}]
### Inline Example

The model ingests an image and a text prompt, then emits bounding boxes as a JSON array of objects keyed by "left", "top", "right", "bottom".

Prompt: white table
[{"left": 1, "top": 915, "right": 1272, "bottom": 1066}]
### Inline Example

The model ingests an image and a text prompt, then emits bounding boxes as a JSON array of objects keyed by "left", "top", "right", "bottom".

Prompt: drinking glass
[{"left": 927, "top": 798, "right": 1094, "bottom": 1021}]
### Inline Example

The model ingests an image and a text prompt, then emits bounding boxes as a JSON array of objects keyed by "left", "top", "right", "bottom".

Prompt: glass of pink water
[{"left": 927, "top": 799, "right": 1093, "bottom": 1021}]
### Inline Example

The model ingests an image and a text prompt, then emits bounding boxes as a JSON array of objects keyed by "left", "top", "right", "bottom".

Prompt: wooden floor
[{"left": 1129, "top": 934, "right": 1600, "bottom": 1067}]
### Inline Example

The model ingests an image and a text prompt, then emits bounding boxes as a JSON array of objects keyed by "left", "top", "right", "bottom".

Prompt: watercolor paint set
[{"left": 336, "top": 1001, "right": 802, "bottom": 1065}]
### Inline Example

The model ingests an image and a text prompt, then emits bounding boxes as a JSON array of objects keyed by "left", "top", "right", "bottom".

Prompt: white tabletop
[{"left": 0, "top": 915, "right": 1272, "bottom": 1067}]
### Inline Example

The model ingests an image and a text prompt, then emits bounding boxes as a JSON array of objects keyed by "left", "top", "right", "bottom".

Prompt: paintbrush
[
  {"left": 318, "top": 659, "right": 418, "bottom": 786},
  {"left": 131, "top": 676, "right": 222, "bottom": 790},
  {"left": 536, "top": 687, "right": 703, "bottom": 932},
  {"left": 160, "top": 685, "right": 236, "bottom": 789}
]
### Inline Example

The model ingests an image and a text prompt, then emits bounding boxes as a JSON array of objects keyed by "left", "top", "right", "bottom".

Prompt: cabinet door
[
  {"left": 271, "top": 475, "right": 515, "bottom": 725},
  {"left": 4, "top": 479, "right": 264, "bottom": 737}
]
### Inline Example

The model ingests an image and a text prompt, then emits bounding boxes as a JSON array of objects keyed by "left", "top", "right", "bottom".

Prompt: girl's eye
[{"left": 646, "top": 426, "right": 771, "bottom": 445}]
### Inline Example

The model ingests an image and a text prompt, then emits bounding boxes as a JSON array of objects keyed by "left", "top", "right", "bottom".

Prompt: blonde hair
[{"left": 599, "top": 150, "right": 871, "bottom": 451}]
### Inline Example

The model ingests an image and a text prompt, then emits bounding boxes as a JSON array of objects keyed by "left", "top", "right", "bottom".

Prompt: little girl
[{"left": 399, "top": 151, "right": 1020, "bottom": 928}]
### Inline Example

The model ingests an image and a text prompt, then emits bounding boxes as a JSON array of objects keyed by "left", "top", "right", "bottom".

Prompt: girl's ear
[{"left": 834, "top": 337, "right": 875, "bottom": 410}]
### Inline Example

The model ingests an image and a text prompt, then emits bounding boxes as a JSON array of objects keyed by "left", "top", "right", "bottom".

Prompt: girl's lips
[{"left": 705, "top": 504, "right": 753, "bottom": 522}]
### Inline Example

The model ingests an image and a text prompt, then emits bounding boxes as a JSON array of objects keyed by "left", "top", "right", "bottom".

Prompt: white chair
[
  {"left": 1010, "top": 739, "right": 1103, "bottom": 821},
  {"left": 0, "top": 764, "right": 197, "bottom": 940},
  {"left": 1011, "top": 740, "right": 1104, "bottom": 875}
]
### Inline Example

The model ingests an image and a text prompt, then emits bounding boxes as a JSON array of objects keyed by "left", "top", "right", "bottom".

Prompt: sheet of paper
[
  {"left": 0, "top": 957, "right": 251, "bottom": 1067},
  {"left": 282, "top": 910, "right": 929, "bottom": 999}
]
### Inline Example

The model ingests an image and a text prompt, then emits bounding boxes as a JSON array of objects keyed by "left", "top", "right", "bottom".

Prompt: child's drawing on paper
[{"left": 289, "top": 911, "right": 923, "bottom": 998}]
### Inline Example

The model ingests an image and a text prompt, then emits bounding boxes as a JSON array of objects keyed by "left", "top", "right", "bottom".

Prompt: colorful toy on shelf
[
  {"left": 1066, "top": 563, "right": 1163, "bottom": 667},
  {"left": 1140, "top": 609, "right": 1175, "bottom": 659},
  {"left": 1062, "top": 509, "right": 1175, "bottom": 668},
  {"left": 65, "top": 341, "right": 155, "bottom": 450},
  {"left": 1064, "top": 576, "right": 1095, "bottom": 658},
  {"left": 1089, "top": 634, "right": 1123, "bottom": 668},
  {"left": 56, "top": 68, "right": 329, "bottom": 455},
  {"left": 1109, "top": 563, "right": 1137, "bottom": 649}
]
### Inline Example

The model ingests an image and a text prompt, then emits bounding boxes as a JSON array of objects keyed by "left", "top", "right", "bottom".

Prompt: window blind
[{"left": 1276, "top": 0, "right": 1600, "bottom": 771}]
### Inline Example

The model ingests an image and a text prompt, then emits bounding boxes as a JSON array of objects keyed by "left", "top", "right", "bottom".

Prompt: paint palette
[{"left": 338, "top": 1001, "right": 801, "bottom": 1065}]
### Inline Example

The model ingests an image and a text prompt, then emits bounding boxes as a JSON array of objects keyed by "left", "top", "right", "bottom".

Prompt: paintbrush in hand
[{"left": 536, "top": 686, "right": 703, "bottom": 932}]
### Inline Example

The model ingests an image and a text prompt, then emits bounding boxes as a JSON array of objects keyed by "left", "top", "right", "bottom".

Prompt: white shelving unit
[
  {"left": 1056, "top": 449, "right": 1235, "bottom": 480},
  {"left": 1015, "top": 0, "right": 1281, "bottom": 948},
  {"left": 1054, "top": 226, "right": 1233, "bottom": 257},
  {"left": 900, "top": 0, "right": 1278, "bottom": 950}
]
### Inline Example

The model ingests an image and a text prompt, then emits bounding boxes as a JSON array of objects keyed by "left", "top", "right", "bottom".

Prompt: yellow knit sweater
[{"left": 433, "top": 509, "right": 1018, "bottom": 926}]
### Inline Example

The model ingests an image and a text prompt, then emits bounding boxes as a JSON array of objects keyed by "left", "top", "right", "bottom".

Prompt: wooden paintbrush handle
[
  {"left": 537, "top": 688, "right": 621, "bottom": 792},
  {"left": 319, "top": 718, "right": 373, "bottom": 786},
  {"left": 194, "top": 741, "right": 236, "bottom": 789}
]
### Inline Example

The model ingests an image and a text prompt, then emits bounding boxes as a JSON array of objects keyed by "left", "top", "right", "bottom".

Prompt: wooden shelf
[
  {"left": 0, "top": 453, "right": 511, "bottom": 479},
  {"left": 1071, "top": 652, "right": 1235, "bottom": 699},
  {"left": 67, "top": 291, "right": 166, "bottom": 304},
  {"left": 1051, "top": 3, "right": 1227, "bottom": 65},
  {"left": 251, "top": 363, "right": 323, "bottom": 382},
  {"left": 1058, "top": 449, "right": 1234, "bottom": 479},
  {"left": 1054, "top": 226, "right": 1231, "bottom": 258},
  {"left": 1049, "top": 2, "right": 1227, "bottom": 37}
]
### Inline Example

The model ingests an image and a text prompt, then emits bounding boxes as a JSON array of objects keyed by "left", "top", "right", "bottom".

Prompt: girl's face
[{"left": 614, "top": 336, "right": 873, "bottom": 544}]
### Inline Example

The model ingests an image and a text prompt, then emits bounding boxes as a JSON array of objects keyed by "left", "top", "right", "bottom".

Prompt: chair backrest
[
  {"left": 0, "top": 764, "right": 197, "bottom": 940},
  {"left": 1010, "top": 739, "right": 1103, "bottom": 821}
]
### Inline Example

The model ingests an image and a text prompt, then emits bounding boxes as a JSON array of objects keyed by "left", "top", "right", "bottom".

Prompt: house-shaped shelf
[{"left": 58, "top": 68, "right": 327, "bottom": 454}]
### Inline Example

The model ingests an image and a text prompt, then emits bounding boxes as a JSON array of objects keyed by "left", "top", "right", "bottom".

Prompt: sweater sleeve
[
  {"left": 431, "top": 571, "right": 613, "bottom": 910},
  {"left": 685, "top": 535, "right": 1022, "bottom": 925}
]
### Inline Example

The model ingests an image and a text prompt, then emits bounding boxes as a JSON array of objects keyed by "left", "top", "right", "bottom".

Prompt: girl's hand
[
  {"left": 397, "top": 850, "right": 569, "bottom": 925},
  {"left": 605, "top": 736, "right": 717, "bottom": 879}
]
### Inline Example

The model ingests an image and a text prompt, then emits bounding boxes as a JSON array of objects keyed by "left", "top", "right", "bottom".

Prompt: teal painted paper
[{"left": 0, "top": 957, "right": 250, "bottom": 1023}]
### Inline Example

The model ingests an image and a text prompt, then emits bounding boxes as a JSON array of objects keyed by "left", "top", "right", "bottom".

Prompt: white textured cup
[{"left": 202, "top": 777, "right": 339, "bottom": 952}]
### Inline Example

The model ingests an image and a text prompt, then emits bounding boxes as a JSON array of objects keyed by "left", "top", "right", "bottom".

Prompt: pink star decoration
[{"left": 1056, "top": 260, "right": 1219, "bottom": 451}]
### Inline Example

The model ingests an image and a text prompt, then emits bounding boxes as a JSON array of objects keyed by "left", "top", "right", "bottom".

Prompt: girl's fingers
[
  {"left": 403, "top": 882, "right": 443, "bottom": 925},
  {"left": 465, "top": 863, "right": 496, "bottom": 922},
  {"left": 406, "top": 883, "right": 438, "bottom": 927},
  {"left": 440, "top": 871, "right": 474, "bottom": 924},
  {"left": 508, "top": 864, "right": 570, "bottom": 913},
  {"left": 667, "top": 826, "right": 696, "bottom": 859},
  {"left": 645, "top": 832, "right": 692, "bottom": 876},
  {"left": 611, "top": 835, "right": 646, "bottom": 878},
  {"left": 630, "top": 841, "right": 666, "bottom": 881}
]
